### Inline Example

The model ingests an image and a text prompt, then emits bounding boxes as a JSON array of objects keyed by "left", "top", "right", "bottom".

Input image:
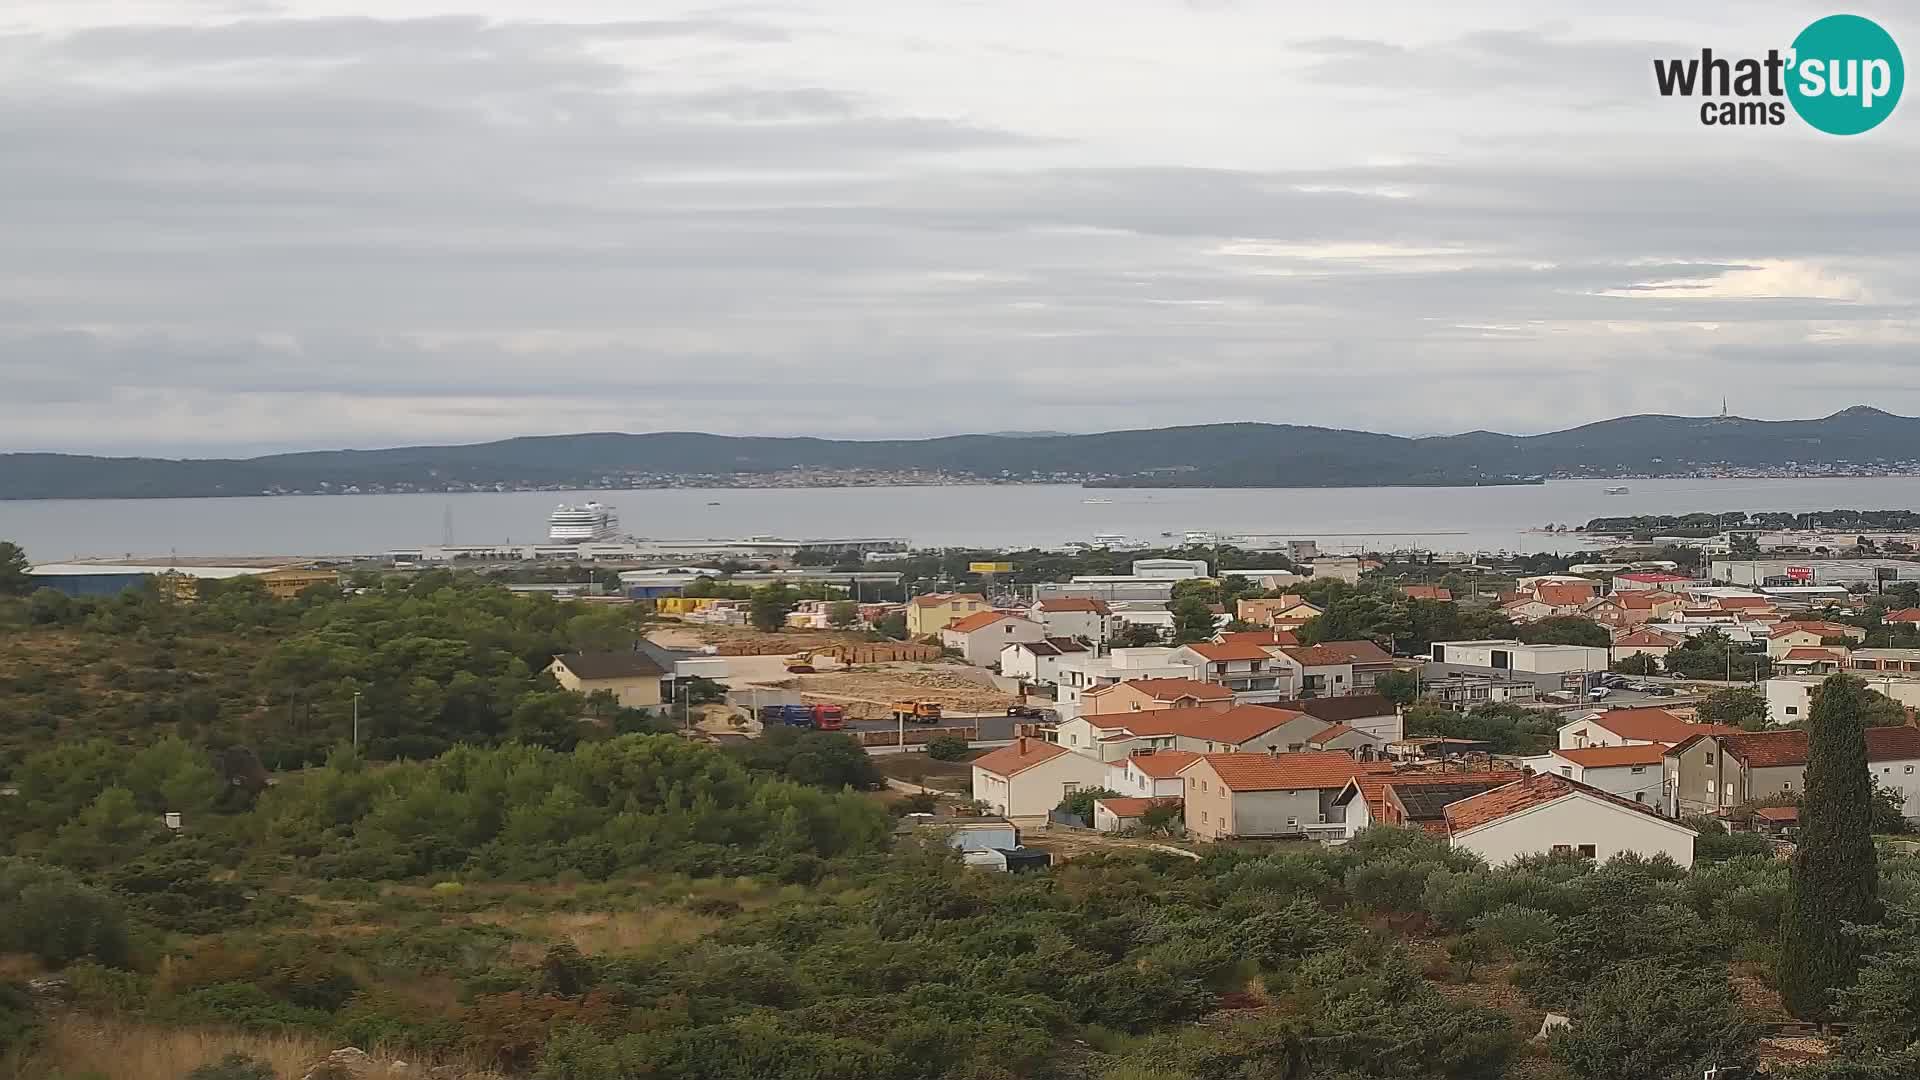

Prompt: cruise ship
[{"left": 548, "top": 502, "right": 619, "bottom": 543}]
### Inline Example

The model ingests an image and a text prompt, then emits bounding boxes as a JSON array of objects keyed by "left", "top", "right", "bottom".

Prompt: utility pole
[{"left": 352, "top": 691, "right": 361, "bottom": 750}]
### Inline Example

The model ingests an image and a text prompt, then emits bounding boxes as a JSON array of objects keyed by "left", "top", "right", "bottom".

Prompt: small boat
[
  {"left": 1603, "top": 486, "right": 1630, "bottom": 496},
  {"left": 706, "top": 501, "right": 721, "bottom": 506},
  {"left": 1083, "top": 497, "right": 1113, "bottom": 505}
]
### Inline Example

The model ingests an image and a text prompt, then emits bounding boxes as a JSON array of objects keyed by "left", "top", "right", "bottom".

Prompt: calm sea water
[{"left": 6, "top": 477, "right": 1920, "bottom": 562}]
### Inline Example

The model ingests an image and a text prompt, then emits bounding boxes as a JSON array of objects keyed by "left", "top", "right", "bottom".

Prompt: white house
[
  {"left": 1168, "top": 641, "right": 1296, "bottom": 702},
  {"left": 1105, "top": 750, "right": 1200, "bottom": 799},
  {"left": 1093, "top": 796, "right": 1181, "bottom": 833},
  {"left": 1048, "top": 647, "right": 1202, "bottom": 718},
  {"left": 1766, "top": 674, "right": 1920, "bottom": 727},
  {"left": 1442, "top": 772, "right": 1697, "bottom": 868},
  {"left": 1612, "top": 627, "right": 1684, "bottom": 668},
  {"left": 1128, "top": 558, "right": 1210, "bottom": 581},
  {"left": 1520, "top": 744, "right": 1668, "bottom": 804},
  {"left": 1029, "top": 597, "right": 1117, "bottom": 647},
  {"left": 1429, "top": 640, "right": 1613, "bottom": 675},
  {"left": 941, "top": 611, "right": 1047, "bottom": 666},
  {"left": 970, "top": 737, "right": 1110, "bottom": 818},
  {"left": 999, "top": 637, "right": 1088, "bottom": 682},
  {"left": 1556, "top": 707, "right": 1735, "bottom": 750},
  {"left": 1271, "top": 645, "right": 1357, "bottom": 699},
  {"left": 1054, "top": 705, "right": 1347, "bottom": 762}
]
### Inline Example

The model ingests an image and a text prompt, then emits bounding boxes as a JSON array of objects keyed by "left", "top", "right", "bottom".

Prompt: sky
[{"left": 4, "top": 0, "right": 1919, "bottom": 455}]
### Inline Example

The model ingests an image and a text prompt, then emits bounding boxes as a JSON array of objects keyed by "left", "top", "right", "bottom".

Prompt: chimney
[{"left": 1017, "top": 736, "right": 1028, "bottom": 754}]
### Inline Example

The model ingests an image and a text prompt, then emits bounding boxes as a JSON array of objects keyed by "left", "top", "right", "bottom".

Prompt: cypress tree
[{"left": 1779, "top": 674, "right": 1881, "bottom": 1020}]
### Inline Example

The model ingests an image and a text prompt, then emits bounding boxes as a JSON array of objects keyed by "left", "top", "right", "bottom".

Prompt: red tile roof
[
  {"left": 1751, "top": 805, "right": 1799, "bottom": 822},
  {"left": 1035, "top": 597, "right": 1113, "bottom": 614},
  {"left": 945, "top": 611, "right": 1016, "bottom": 634},
  {"left": 1780, "top": 647, "right": 1845, "bottom": 662},
  {"left": 1885, "top": 607, "right": 1920, "bottom": 624},
  {"left": 1707, "top": 726, "right": 1920, "bottom": 768},
  {"left": 1094, "top": 796, "right": 1180, "bottom": 818},
  {"left": 1120, "top": 704, "right": 1315, "bottom": 744},
  {"left": 1617, "top": 592, "right": 1674, "bottom": 609},
  {"left": 969, "top": 738, "right": 1072, "bottom": 778},
  {"left": 1280, "top": 645, "right": 1355, "bottom": 667},
  {"left": 1576, "top": 707, "right": 1738, "bottom": 745},
  {"left": 1085, "top": 677, "right": 1232, "bottom": 702},
  {"left": 1615, "top": 628, "right": 1682, "bottom": 647},
  {"left": 1534, "top": 582, "right": 1598, "bottom": 607},
  {"left": 1313, "top": 640, "right": 1395, "bottom": 665},
  {"left": 1186, "top": 752, "right": 1389, "bottom": 792},
  {"left": 1342, "top": 769, "right": 1528, "bottom": 821},
  {"left": 1772, "top": 622, "right": 1860, "bottom": 639},
  {"left": 1183, "top": 641, "right": 1277, "bottom": 662},
  {"left": 1217, "top": 629, "right": 1299, "bottom": 648},
  {"left": 1716, "top": 596, "right": 1773, "bottom": 610},
  {"left": 1126, "top": 750, "right": 1201, "bottom": 778},
  {"left": 911, "top": 592, "right": 985, "bottom": 607},
  {"left": 1552, "top": 744, "right": 1668, "bottom": 768},
  {"left": 1443, "top": 771, "right": 1673, "bottom": 834},
  {"left": 1307, "top": 723, "right": 1356, "bottom": 744},
  {"left": 1618, "top": 572, "right": 1693, "bottom": 584},
  {"left": 1402, "top": 585, "right": 1453, "bottom": 601}
]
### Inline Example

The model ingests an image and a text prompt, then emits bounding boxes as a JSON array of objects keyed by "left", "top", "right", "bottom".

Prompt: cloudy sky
[{"left": 4, "top": 0, "right": 1918, "bottom": 455}]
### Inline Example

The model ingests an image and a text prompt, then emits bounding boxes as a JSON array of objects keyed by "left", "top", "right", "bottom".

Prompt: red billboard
[{"left": 1786, "top": 566, "right": 1814, "bottom": 582}]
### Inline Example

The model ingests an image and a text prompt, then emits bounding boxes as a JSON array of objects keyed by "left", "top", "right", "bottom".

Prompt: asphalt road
[{"left": 847, "top": 714, "right": 1016, "bottom": 740}]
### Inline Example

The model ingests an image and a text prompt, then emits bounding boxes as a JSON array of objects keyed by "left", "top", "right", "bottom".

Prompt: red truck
[{"left": 812, "top": 704, "right": 847, "bottom": 731}]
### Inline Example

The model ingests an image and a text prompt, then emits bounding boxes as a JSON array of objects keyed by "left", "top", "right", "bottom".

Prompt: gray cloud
[{"left": 1, "top": 2, "right": 1917, "bottom": 453}]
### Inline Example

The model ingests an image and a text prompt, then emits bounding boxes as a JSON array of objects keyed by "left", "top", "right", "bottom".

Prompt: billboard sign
[
  {"left": 1785, "top": 566, "right": 1814, "bottom": 582},
  {"left": 969, "top": 562, "right": 1013, "bottom": 574}
]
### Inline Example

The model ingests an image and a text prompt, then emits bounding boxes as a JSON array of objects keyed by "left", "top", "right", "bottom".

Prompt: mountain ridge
[{"left": 4, "top": 407, "right": 1918, "bottom": 499}]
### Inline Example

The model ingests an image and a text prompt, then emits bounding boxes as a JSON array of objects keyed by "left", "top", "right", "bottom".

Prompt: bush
[
  {"left": 925, "top": 735, "right": 970, "bottom": 761},
  {"left": 0, "top": 981, "right": 38, "bottom": 1059},
  {"left": 0, "top": 859, "right": 132, "bottom": 968}
]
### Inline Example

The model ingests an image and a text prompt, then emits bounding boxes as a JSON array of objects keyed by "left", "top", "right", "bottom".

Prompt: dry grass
[
  {"left": 22, "top": 1015, "right": 446, "bottom": 1080},
  {"left": 478, "top": 907, "right": 722, "bottom": 957},
  {"left": 0, "top": 955, "right": 42, "bottom": 981}
]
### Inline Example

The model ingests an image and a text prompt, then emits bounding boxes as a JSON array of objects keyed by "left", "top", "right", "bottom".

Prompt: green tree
[
  {"left": 749, "top": 584, "right": 798, "bottom": 632},
  {"left": 45, "top": 787, "right": 168, "bottom": 871},
  {"left": 1373, "top": 669, "right": 1420, "bottom": 706},
  {"left": 1730, "top": 534, "right": 1762, "bottom": 557},
  {"left": 1058, "top": 786, "right": 1122, "bottom": 822},
  {"left": 873, "top": 611, "right": 907, "bottom": 639},
  {"left": 1548, "top": 962, "right": 1758, "bottom": 1080},
  {"left": 566, "top": 607, "right": 637, "bottom": 652},
  {"left": 1612, "top": 652, "right": 1659, "bottom": 676},
  {"left": 1114, "top": 622, "right": 1163, "bottom": 647},
  {"left": 825, "top": 601, "right": 859, "bottom": 629},
  {"left": 1516, "top": 616, "right": 1610, "bottom": 647},
  {"left": 0, "top": 541, "right": 29, "bottom": 596},
  {"left": 1696, "top": 686, "right": 1771, "bottom": 731},
  {"left": 1170, "top": 597, "right": 1216, "bottom": 645},
  {"left": 1780, "top": 675, "right": 1881, "bottom": 1021},
  {"left": 925, "top": 734, "right": 970, "bottom": 761}
]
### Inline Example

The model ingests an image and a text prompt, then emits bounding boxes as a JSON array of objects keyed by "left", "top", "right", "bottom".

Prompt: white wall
[
  {"left": 1451, "top": 794, "right": 1695, "bottom": 868},
  {"left": 970, "top": 751, "right": 1110, "bottom": 817},
  {"left": 1036, "top": 608, "right": 1112, "bottom": 645},
  {"left": 1530, "top": 755, "right": 1665, "bottom": 804},
  {"left": 1869, "top": 757, "right": 1920, "bottom": 820},
  {"left": 1558, "top": 717, "right": 1660, "bottom": 750},
  {"left": 1106, "top": 758, "right": 1184, "bottom": 798},
  {"left": 946, "top": 618, "right": 1046, "bottom": 666}
]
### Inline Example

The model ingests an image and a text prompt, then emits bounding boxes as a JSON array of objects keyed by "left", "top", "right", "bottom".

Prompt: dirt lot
[
  {"left": 647, "top": 624, "right": 872, "bottom": 655},
  {"left": 874, "top": 750, "right": 980, "bottom": 793},
  {"left": 767, "top": 665, "right": 1014, "bottom": 716}
]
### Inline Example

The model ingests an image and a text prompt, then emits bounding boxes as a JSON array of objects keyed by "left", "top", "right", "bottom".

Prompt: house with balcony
[
  {"left": 1167, "top": 641, "right": 1295, "bottom": 702},
  {"left": 1028, "top": 597, "right": 1116, "bottom": 647}
]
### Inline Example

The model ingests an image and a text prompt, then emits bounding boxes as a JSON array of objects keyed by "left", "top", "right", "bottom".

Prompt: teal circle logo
[{"left": 1788, "top": 14, "right": 1903, "bottom": 135}]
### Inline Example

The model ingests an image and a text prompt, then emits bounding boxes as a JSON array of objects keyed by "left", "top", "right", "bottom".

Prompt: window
[
  {"left": 1551, "top": 844, "right": 1572, "bottom": 854},
  {"left": 1286, "top": 817, "right": 1298, "bottom": 828},
  {"left": 1199, "top": 779, "right": 1207, "bottom": 792},
  {"left": 1631, "top": 766, "right": 1646, "bottom": 774},
  {"left": 1635, "top": 792, "right": 1646, "bottom": 803},
  {"left": 1783, "top": 781, "right": 1792, "bottom": 790},
  {"left": 1907, "top": 765, "right": 1915, "bottom": 775},
  {"left": 1705, "top": 751, "right": 1714, "bottom": 765},
  {"left": 1577, "top": 844, "right": 1596, "bottom": 858},
  {"left": 1063, "top": 783, "right": 1079, "bottom": 797},
  {"left": 1559, "top": 766, "right": 1572, "bottom": 778},
  {"left": 1201, "top": 810, "right": 1209, "bottom": 823},
  {"left": 1786, "top": 706, "right": 1799, "bottom": 715}
]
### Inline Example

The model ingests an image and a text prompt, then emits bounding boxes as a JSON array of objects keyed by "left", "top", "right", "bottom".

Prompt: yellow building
[
  {"left": 656, "top": 596, "right": 721, "bottom": 615},
  {"left": 157, "top": 565, "right": 338, "bottom": 602},
  {"left": 906, "top": 592, "right": 989, "bottom": 637},
  {"left": 256, "top": 567, "right": 339, "bottom": 599},
  {"left": 547, "top": 651, "right": 667, "bottom": 711}
]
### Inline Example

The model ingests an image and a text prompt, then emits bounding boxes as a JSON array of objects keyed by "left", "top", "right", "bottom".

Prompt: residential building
[
  {"left": 1055, "top": 704, "right": 1354, "bottom": 760},
  {"left": 1500, "top": 599, "right": 1558, "bottom": 624},
  {"left": 1772, "top": 620, "right": 1867, "bottom": 646},
  {"left": 1236, "top": 596, "right": 1323, "bottom": 629},
  {"left": 1271, "top": 645, "right": 1357, "bottom": 698},
  {"left": 1049, "top": 647, "right": 1203, "bottom": 717},
  {"left": 1558, "top": 707, "right": 1738, "bottom": 751},
  {"left": 1776, "top": 647, "right": 1847, "bottom": 674},
  {"left": 1332, "top": 770, "right": 1528, "bottom": 837},
  {"left": 1443, "top": 772, "right": 1697, "bottom": 868},
  {"left": 941, "top": 611, "right": 1047, "bottom": 666},
  {"left": 1308, "top": 556, "right": 1364, "bottom": 584},
  {"left": 970, "top": 737, "right": 1111, "bottom": 817},
  {"left": 1083, "top": 677, "right": 1234, "bottom": 717},
  {"left": 1093, "top": 796, "right": 1181, "bottom": 833},
  {"left": 1401, "top": 585, "right": 1453, "bottom": 601},
  {"left": 1583, "top": 591, "right": 1685, "bottom": 629},
  {"left": 1258, "top": 693, "right": 1405, "bottom": 744},
  {"left": 1612, "top": 627, "right": 1684, "bottom": 668},
  {"left": 1885, "top": 607, "right": 1920, "bottom": 629},
  {"left": 906, "top": 592, "right": 990, "bottom": 635},
  {"left": 1181, "top": 752, "right": 1388, "bottom": 841},
  {"left": 1304, "top": 640, "right": 1395, "bottom": 692},
  {"left": 998, "top": 637, "right": 1088, "bottom": 683},
  {"left": 1664, "top": 726, "right": 1920, "bottom": 818},
  {"left": 546, "top": 651, "right": 667, "bottom": 711},
  {"left": 1215, "top": 628, "right": 1300, "bottom": 648},
  {"left": 1521, "top": 744, "right": 1669, "bottom": 804},
  {"left": 1106, "top": 749, "right": 1201, "bottom": 798},
  {"left": 1767, "top": 674, "right": 1920, "bottom": 726},
  {"left": 1168, "top": 641, "right": 1296, "bottom": 702},
  {"left": 1613, "top": 572, "right": 1696, "bottom": 592},
  {"left": 1029, "top": 597, "right": 1116, "bottom": 646}
]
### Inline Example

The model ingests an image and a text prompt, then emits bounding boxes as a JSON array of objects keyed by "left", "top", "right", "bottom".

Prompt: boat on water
[
  {"left": 1090, "top": 533, "right": 1148, "bottom": 551},
  {"left": 1083, "top": 497, "right": 1113, "bottom": 505},
  {"left": 548, "top": 501, "right": 619, "bottom": 543},
  {"left": 1603, "top": 486, "right": 1630, "bottom": 496}
]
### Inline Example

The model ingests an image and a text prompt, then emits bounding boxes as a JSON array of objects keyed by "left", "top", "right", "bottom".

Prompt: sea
[{"left": 7, "top": 477, "right": 1920, "bottom": 563}]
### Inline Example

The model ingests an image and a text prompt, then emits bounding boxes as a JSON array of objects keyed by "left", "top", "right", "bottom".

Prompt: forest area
[{"left": 2, "top": 550, "right": 1919, "bottom": 1079}]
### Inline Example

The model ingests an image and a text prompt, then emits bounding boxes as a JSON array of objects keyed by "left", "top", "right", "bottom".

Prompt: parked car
[
  {"left": 1599, "top": 674, "right": 1629, "bottom": 689},
  {"left": 1588, "top": 686, "right": 1612, "bottom": 701},
  {"left": 1644, "top": 685, "right": 1677, "bottom": 697},
  {"left": 1007, "top": 704, "right": 1047, "bottom": 719}
]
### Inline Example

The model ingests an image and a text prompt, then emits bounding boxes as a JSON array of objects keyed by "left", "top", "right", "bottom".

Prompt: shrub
[
  {"left": 0, "top": 860, "right": 132, "bottom": 968},
  {"left": 925, "top": 735, "right": 970, "bottom": 762},
  {"left": 185, "top": 1053, "right": 278, "bottom": 1080}
]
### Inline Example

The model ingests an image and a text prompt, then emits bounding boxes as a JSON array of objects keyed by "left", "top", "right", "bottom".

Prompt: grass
[
  {"left": 874, "top": 750, "right": 978, "bottom": 792},
  {"left": 16, "top": 1015, "right": 445, "bottom": 1080},
  {"left": 477, "top": 907, "right": 724, "bottom": 958}
]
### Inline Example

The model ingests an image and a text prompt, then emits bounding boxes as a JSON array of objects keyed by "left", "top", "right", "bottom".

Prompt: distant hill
[{"left": 5, "top": 407, "right": 1919, "bottom": 499}]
